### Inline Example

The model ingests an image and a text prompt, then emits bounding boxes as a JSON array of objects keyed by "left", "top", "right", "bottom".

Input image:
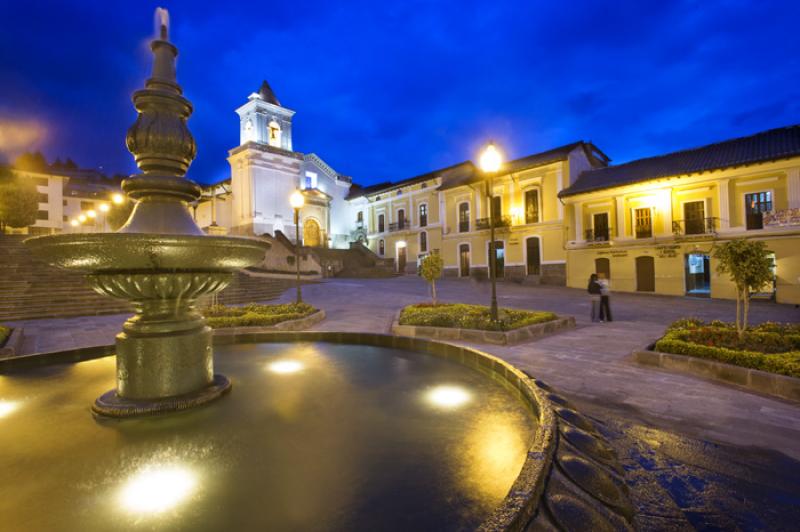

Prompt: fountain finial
[{"left": 155, "top": 7, "right": 169, "bottom": 40}]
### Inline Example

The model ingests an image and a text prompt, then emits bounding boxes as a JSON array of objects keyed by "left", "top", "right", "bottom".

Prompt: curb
[
  {"left": 0, "top": 327, "right": 25, "bottom": 358},
  {"left": 391, "top": 313, "right": 575, "bottom": 345},
  {"left": 633, "top": 348, "right": 800, "bottom": 402}
]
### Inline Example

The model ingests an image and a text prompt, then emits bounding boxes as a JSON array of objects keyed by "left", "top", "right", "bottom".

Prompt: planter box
[
  {"left": 633, "top": 348, "right": 800, "bottom": 402},
  {"left": 0, "top": 328, "right": 25, "bottom": 359},
  {"left": 213, "top": 310, "right": 326, "bottom": 343},
  {"left": 392, "top": 315, "right": 575, "bottom": 346}
]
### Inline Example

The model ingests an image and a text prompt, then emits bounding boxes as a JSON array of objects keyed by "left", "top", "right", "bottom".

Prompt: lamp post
[
  {"left": 479, "top": 142, "right": 503, "bottom": 322},
  {"left": 290, "top": 190, "right": 305, "bottom": 304}
]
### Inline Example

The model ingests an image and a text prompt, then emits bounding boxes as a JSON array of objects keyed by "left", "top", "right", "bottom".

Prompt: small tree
[
  {"left": 419, "top": 253, "right": 444, "bottom": 305},
  {"left": 0, "top": 177, "right": 39, "bottom": 232},
  {"left": 713, "top": 238, "right": 774, "bottom": 339}
]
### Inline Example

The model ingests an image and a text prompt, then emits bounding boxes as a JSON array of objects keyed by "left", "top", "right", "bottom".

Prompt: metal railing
[
  {"left": 475, "top": 215, "right": 511, "bottom": 230},
  {"left": 388, "top": 221, "right": 408, "bottom": 232},
  {"left": 672, "top": 217, "right": 718, "bottom": 236},
  {"left": 584, "top": 227, "right": 612, "bottom": 242},
  {"left": 635, "top": 222, "right": 653, "bottom": 239}
]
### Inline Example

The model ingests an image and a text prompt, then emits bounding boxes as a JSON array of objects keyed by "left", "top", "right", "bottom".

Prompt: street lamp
[
  {"left": 479, "top": 141, "right": 503, "bottom": 322},
  {"left": 112, "top": 193, "right": 124, "bottom": 205},
  {"left": 289, "top": 190, "right": 305, "bottom": 304}
]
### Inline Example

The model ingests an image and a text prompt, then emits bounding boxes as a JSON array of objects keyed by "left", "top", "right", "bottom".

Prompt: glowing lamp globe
[
  {"left": 290, "top": 190, "right": 305, "bottom": 210},
  {"left": 112, "top": 193, "right": 124, "bottom": 205},
  {"left": 99, "top": 203, "right": 110, "bottom": 213},
  {"left": 479, "top": 143, "right": 503, "bottom": 173}
]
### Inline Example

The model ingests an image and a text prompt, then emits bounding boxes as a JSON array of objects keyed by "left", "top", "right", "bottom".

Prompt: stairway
[
  {"left": 311, "top": 245, "right": 398, "bottom": 278},
  {"left": 0, "top": 236, "right": 296, "bottom": 321}
]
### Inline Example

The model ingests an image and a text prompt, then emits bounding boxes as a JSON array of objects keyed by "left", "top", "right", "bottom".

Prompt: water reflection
[{"left": 267, "top": 360, "right": 304, "bottom": 374}]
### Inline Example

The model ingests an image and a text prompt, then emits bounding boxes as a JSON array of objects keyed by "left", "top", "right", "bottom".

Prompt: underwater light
[
  {"left": 119, "top": 464, "right": 197, "bottom": 514},
  {"left": 267, "top": 360, "right": 304, "bottom": 374},
  {"left": 426, "top": 385, "right": 471, "bottom": 409}
]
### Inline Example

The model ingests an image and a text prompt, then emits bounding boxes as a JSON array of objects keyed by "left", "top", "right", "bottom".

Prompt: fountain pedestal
[{"left": 24, "top": 10, "right": 270, "bottom": 418}]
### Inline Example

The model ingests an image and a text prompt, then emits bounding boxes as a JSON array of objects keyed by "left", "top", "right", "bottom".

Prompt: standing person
[
  {"left": 598, "top": 272, "right": 613, "bottom": 322},
  {"left": 587, "top": 273, "right": 602, "bottom": 322}
]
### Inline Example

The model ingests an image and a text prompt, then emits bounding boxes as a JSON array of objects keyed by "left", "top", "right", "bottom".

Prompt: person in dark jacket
[{"left": 587, "top": 273, "right": 602, "bottom": 322}]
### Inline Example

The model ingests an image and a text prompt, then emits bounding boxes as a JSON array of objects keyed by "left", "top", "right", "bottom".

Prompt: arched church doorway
[{"left": 303, "top": 218, "right": 322, "bottom": 247}]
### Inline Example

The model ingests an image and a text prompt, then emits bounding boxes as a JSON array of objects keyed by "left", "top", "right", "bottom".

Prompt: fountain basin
[
  {"left": 0, "top": 333, "right": 635, "bottom": 531},
  {"left": 24, "top": 233, "right": 269, "bottom": 273}
]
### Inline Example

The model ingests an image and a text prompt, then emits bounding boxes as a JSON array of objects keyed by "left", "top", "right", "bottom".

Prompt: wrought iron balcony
[
  {"left": 475, "top": 215, "right": 511, "bottom": 230},
  {"left": 584, "top": 227, "right": 612, "bottom": 242},
  {"left": 672, "top": 217, "right": 718, "bottom": 236},
  {"left": 388, "top": 221, "right": 408, "bottom": 232}
]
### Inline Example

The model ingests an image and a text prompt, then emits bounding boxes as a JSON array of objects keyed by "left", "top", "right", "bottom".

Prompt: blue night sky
[{"left": 1, "top": 0, "right": 798, "bottom": 186}]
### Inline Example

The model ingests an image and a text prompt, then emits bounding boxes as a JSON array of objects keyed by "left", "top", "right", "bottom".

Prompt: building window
[
  {"left": 378, "top": 214, "right": 385, "bottom": 233},
  {"left": 420, "top": 231, "right": 427, "bottom": 252},
  {"left": 378, "top": 239, "right": 385, "bottom": 256},
  {"left": 397, "top": 209, "right": 405, "bottom": 229},
  {"left": 357, "top": 211, "right": 363, "bottom": 223},
  {"left": 419, "top": 203, "right": 428, "bottom": 227},
  {"left": 37, "top": 210, "right": 48, "bottom": 221},
  {"left": 745, "top": 191, "right": 772, "bottom": 230},
  {"left": 458, "top": 202, "right": 470, "bottom": 232},
  {"left": 62, "top": 199, "right": 67, "bottom": 206},
  {"left": 683, "top": 201, "right": 706, "bottom": 235},
  {"left": 37, "top": 192, "right": 48, "bottom": 204},
  {"left": 634, "top": 208, "right": 652, "bottom": 238},
  {"left": 525, "top": 189, "right": 539, "bottom": 224},
  {"left": 304, "top": 171, "right": 318, "bottom": 189},
  {"left": 34, "top": 177, "right": 48, "bottom": 187},
  {"left": 244, "top": 119, "right": 255, "bottom": 142},
  {"left": 492, "top": 195, "right": 503, "bottom": 223},
  {"left": 80, "top": 201, "right": 94, "bottom": 210},
  {"left": 62, "top": 215, "right": 69, "bottom": 222}
]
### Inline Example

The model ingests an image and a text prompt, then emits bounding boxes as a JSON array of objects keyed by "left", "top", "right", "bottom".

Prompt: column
[
  {"left": 615, "top": 196, "right": 626, "bottom": 238},
  {"left": 210, "top": 191, "right": 217, "bottom": 225},
  {"left": 659, "top": 189, "right": 673, "bottom": 236},
  {"left": 574, "top": 202, "right": 583, "bottom": 241},
  {"left": 718, "top": 178, "right": 730, "bottom": 230}
]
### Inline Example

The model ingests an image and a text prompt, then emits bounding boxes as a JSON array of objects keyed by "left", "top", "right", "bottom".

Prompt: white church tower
[{"left": 227, "top": 81, "right": 303, "bottom": 236}]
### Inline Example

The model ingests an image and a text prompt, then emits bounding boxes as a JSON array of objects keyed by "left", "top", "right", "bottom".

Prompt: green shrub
[
  {"left": 0, "top": 325, "right": 10, "bottom": 346},
  {"left": 204, "top": 303, "right": 317, "bottom": 329},
  {"left": 656, "top": 318, "right": 800, "bottom": 378},
  {"left": 399, "top": 303, "right": 557, "bottom": 332}
]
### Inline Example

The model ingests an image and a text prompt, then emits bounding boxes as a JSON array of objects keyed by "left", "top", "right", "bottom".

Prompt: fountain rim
[
  {"left": 0, "top": 331, "right": 556, "bottom": 531},
  {"left": 23, "top": 232, "right": 271, "bottom": 273}
]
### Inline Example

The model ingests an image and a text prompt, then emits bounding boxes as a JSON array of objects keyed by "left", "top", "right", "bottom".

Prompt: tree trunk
[
  {"left": 742, "top": 291, "right": 750, "bottom": 340},
  {"left": 735, "top": 286, "right": 741, "bottom": 337},
  {"left": 431, "top": 280, "right": 437, "bottom": 305}
]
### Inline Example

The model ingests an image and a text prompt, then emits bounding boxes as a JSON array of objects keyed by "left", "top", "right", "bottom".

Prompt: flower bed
[
  {"left": 0, "top": 326, "right": 10, "bottom": 347},
  {"left": 654, "top": 319, "right": 800, "bottom": 378},
  {"left": 399, "top": 303, "right": 557, "bottom": 332},
  {"left": 205, "top": 303, "right": 318, "bottom": 329}
]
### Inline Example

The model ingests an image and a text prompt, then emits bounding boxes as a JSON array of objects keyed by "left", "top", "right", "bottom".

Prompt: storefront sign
[
  {"left": 656, "top": 245, "right": 680, "bottom": 258},
  {"left": 596, "top": 250, "right": 628, "bottom": 258}
]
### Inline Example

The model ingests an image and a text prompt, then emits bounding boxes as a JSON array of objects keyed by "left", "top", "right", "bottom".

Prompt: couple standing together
[{"left": 588, "top": 273, "right": 612, "bottom": 322}]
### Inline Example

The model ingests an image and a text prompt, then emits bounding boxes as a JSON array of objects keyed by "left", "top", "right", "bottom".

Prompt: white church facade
[{"left": 194, "top": 81, "right": 357, "bottom": 248}]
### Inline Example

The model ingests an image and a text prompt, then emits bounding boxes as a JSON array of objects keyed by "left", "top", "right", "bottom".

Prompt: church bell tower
[{"left": 235, "top": 80, "right": 295, "bottom": 151}]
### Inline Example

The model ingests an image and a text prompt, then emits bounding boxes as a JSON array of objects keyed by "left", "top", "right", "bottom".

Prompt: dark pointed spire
[{"left": 258, "top": 80, "right": 281, "bottom": 106}]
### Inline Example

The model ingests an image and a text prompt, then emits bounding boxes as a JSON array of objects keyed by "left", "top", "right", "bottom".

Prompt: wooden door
[
  {"left": 459, "top": 244, "right": 470, "bottom": 277},
  {"left": 526, "top": 237, "right": 540, "bottom": 275},
  {"left": 635, "top": 256, "right": 655, "bottom": 292}
]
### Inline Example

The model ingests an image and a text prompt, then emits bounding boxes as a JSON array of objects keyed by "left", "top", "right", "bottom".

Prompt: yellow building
[
  {"left": 350, "top": 142, "right": 609, "bottom": 281},
  {"left": 559, "top": 125, "right": 800, "bottom": 304}
]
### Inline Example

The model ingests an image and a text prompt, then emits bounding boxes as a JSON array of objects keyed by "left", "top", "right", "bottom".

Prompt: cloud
[{"left": 0, "top": 117, "right": 47, "bottom": 158}]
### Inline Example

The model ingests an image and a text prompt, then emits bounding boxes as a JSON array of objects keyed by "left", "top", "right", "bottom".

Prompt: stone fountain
[{"left": 25, "top": 9, "right": 269, "bottom": 417}]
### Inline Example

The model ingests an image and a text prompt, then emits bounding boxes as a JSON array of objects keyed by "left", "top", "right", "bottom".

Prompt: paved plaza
[{"left": 6, "top": 276, "right": 800, "bottom": 528}]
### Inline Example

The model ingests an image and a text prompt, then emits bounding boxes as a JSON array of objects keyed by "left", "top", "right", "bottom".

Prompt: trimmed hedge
[
  {"left": 399, "top": 303, "right": 558, "bottom": 332},
  {"left": 0, "top": 326, "right": 10, "bottom": 347},
  {"left": 655, "top": 319, "right": 800, "bottom": 378},
  {"left": 205, "top": 303, "right": 317, "bottom": 329}
]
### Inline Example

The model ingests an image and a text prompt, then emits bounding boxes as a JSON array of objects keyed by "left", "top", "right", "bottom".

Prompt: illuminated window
[
  {"left": 634, "top": 208, "right": 652, "bottom": 238},
  {"left": 524, "top": 189, "right": 539, "bottom": 224},
  {"left": 745, "top": 191, "right": 772, "bottom": 230},
  {"left": 268, "top": 120, "right": 281, "bottom": 147},
  {"left": 419, "top": 203, "right": 428, "bottom": 227}
]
